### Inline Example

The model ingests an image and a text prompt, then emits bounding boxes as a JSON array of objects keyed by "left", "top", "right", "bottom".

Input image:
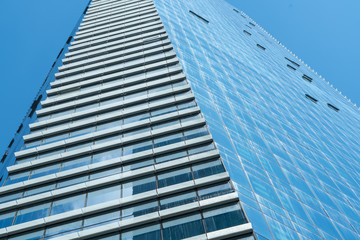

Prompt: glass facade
[
  {"left": 1, "top": 0, "right": 360, "bottom": 239},
  {"left": 0, "top": 0, "right": 253, "bottom": 239},
  {"left": 153, "top": 0, "right": 360, "bottom": 239}
]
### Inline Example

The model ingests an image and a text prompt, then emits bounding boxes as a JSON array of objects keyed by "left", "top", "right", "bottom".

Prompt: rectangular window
[
  {"left": 285, "top": 57, "right": 300, "bottom": 67},
  {"left": 305, "top": 94, "right": 318, "bottom": 103},
  {"left": 243, "top": 30, "right": 251, "bottom": 36},
  {"left": 287, "top": 64, "right": 296, "bottom": 71},
  {"left": 327, "top": 104, "right": 339, "bottom": 112},
  {"left": 203, "top": 203, "right": 247, "bottom": 232},
  {"left": 302, "top": 74, "right": 313, "bottom": 82},
  {"left": 163, "top": 214, "right": 205, "bottom": 239},
  {"left": 257, "top": 44, "right": 266, "bottom": 50},
  {"left": 233, "top": 9, "right": 239, "bottom": 13},
  {"left": 189, "top": 10, "right": 209, "bottom": 23},
  {"left": 249, "top": 22, "right": 255, "bottom": 27}
]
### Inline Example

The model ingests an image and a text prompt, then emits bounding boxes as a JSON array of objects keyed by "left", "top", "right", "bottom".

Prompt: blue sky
[{"left": 0, "top": 0, "right": 359, "bottom": 153}]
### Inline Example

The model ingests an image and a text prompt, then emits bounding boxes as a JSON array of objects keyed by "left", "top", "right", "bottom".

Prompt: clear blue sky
[{"left": 0, "top": 0, "right": 359, "bottom": 153}]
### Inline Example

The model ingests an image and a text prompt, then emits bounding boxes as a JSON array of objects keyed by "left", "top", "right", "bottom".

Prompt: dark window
[
  {"left": 287, "top": 64, "right": 296, "bottom": 71},
  {"left": 327, "top": 104, "right": 339, "bottom": 112},
  {"left": 233, "top": 9, "right": 239, "bottom": 13},
  {"left": 302, "top": 74, "right": 313, "bottom": 82},
  {"left": 56, "top": 48, "right": 64, "bottom": 59},
  {"left": 16, "top": 124, "right": 23, "bottom": 133},
  {"left": 257, "top": 44, "right": 266, "bottom": 50},
  {"left": 8, "top": 139, "right": 14, "bottom": 148},
  {"left": 305, "top": 94, "right": 318, "bottom": 103},
  {"left": 66, "top": 36, "right": 72, "bottom": 44},
  {"left": 249, "top": 22, "right": 256, "bottom": 27},
  {"left": 285, "top": 57, "right": 300, "bottom": 67},
  {"left": 243, "top": 30, "right": 251, "bottom": 36},
  {"left": 1, "top": 151, "right": 8, "bottom": 162},
  {"left": 189, "top": 10, "right": 209, "bottom": 23},
  {"left": 245, "top": 24, "right": 252, "bottom": 29}
]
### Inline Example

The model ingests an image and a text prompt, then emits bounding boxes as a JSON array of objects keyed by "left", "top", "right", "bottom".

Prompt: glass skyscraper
[{"left": 1, "top": 0, "right": 360, "bottom": 239}]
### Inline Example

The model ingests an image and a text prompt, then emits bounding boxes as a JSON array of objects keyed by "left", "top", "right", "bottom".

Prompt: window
[
  {"left": 45, "top": 219, "right": 82, "bottom": 238},
  {"left": 287, "top": 64, "right": 296, "bottom": 71},
  {"left": 243, "top": 30, "right": 251, "bottom": 36},
  {"left": 15, "top": 203, "right": 51, "bottom": 225},
  {"left": 87, "top": 185, "right": 121, "bottom": 207},
  {"left": 0, "top": 211, "right": 16, "bottom": 228},
  {"left": 285, "top": 57, "right": 300, "bottom": 67},
  {"left": 163, "top": 214, "right": 205, "bottom": 239},
  {"left": 158, "top": 167, "right": 192, "bottom": 188},
  {"left": 50, "top": 194, "right": 85, "bottom": 216},
  {"left": 305, "top": 94, "right": 318, "bottom": 103},
  {"left": 160, "top": 191, "right": 197, "bottom": 210},
  {"left": 192, "top": 159, "right": 225, "bottom": 179},
  {"left": 198, "top": 182, "right": 233, "bottom": 200},
  {"left": 233, "top": 9, "right": 239, "bottom": 13},
  {"left": 249, "top": 22, "right": 255, "bottom": 27},
  {"left": 256, "top": 44, "right": 266, "bottom": 50},
  {"left": 302, "top": 74, "right": 313, "bottom": 82},
  {"left": 327, "top": 103, "right": 339, "bottom": 112},
  {"left": 122, "top": 201, "right": 158, "bottom": 219},
  {"left": 122, "top": 224, "right": 161, "bottom": 240},
  {"left": 189, "top": 10, "right": 209, "bottom": 23},
  {"left": 203, "top": 204, "right": 247, "bottom": 232}
]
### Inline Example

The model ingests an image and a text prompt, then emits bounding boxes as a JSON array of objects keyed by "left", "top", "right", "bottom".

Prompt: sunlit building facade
[{"left": 1, "top": 0, "right": 360, "bottom": 239}]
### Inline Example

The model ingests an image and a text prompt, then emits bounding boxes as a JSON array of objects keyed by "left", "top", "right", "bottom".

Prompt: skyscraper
[{"left": 1, "top": 0, "right": 360, "bottom": 239}]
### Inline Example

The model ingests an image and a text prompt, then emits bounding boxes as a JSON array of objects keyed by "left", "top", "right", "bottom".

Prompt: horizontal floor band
[
  {"left": 89, "top": 0, "right": 142, "bottom": 9},
  {"left": 31, "top": 87, "right": 191, "bottom": 132},
  {"left": 83, "top": 1, "right": 153, "bottom": 24},
  {"left": 78, "top": 4, "right": 156, "bottom": 34},
  {"left": 71, "top": 20, "right": 162, "bottom": 50},
  {"left": 46, "top": 64, "right": 180, "bottom": 104},
  {"left": 76, "top": 9, "right": 157, "bottom": 39},
  {"left": 21, "top": 106, "right": 199, "bottom": 157},
  {"left": 2, "top": 143, "right": 218, "bottom": 196},
  {"left": 87, "top": 0, "right": 146, "bottom": 12},
  {"left": 61, "top": 31, "right": 168, "bottom": 73},
  {"left": 90, "top": 0, "right": 123, "bottom": 8},
  {"left": 85, "top": 0, "right": 150, "bottom": 18},
  {"left": 2, "top": 149, "right": 222, "bottom": 213},
  {"left": 57, "top": 43, "right": 172, "bottom": 79},
  {"left": 12, "top": 121, "right": 210, "bottom": 173},
  {"left": 17, "top": 117, "right": 205, "bottom": 160},
  {"left": 51, "top": 56, "right": 179, "bottom": 90},
  {"left": 66, "top": 22, "right": 164, "bottom": 62},
  {"left": 68, "top": 25, "right": 164, "bottom": 57},
  {"left": 79, "top": 6, "right": 157, "bottom": 32},
  {"left": 72, "top": 12, "right": 160, "bottom": 50},
  {"left": 26, "top": 99, "right": 198, "bottom": 145},
  {"left": 39, "top": 71, "right": 183, "bottom": 116},
  {"left": 54, "top": 193, "right": 240, "bottom": 240},
  {"left": 0, "top": 182, "right": 235, "bottom": 238},
  {"left": 73, "top": 18, "right": 161, "bottom": 46},
  {"left": 33, "top": 84, "right": 190, "bottom": 130},
  {"left": 68, "top": 20, "right": 163, "bottom": 58},
  {"left": 55, "top": 48, "right": 175, "bottom": 86},
  {"left": 64, "top": 32, "right": 168, "bottom": 69},
  {"left": 77, "top": 8, "right": 158, "bottom": 40},
  {"left": 207, "top": 223, "right": 253, "bottom": 240},
  {"left": 44, "top": 69, "right": 181, "bottom": 111}
]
